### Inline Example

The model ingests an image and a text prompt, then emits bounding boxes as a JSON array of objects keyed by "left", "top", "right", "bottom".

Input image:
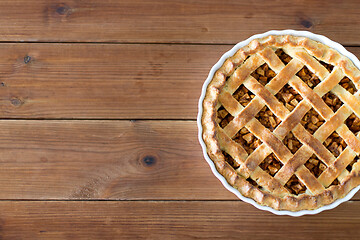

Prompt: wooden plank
[
  {"left": 0, "top": 1, "right": 359, "bottom": 44},
  {"left": 0, "top": 43, "right": 229, "bottom": 119},
  {"left": 0, "top": 119, "right": 359, "bottom": 201},
  {"left": 0, "top": 44, "right": 360, "bottom": 119},
  {"left": 0, "top": 120, "right": 235, "bottom": 200},
  {"left": 0, "top": 200, "right": 359, "bottom": 239}
]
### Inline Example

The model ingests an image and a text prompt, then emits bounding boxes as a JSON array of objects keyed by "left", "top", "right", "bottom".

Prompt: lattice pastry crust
[{"left": 201, "top": 35, "right": 360, "bottom": 211}]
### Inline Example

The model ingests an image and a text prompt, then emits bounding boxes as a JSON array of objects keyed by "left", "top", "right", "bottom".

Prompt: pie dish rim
[{"left": 197, "top": 29, "right": 360, "bottom": 216}]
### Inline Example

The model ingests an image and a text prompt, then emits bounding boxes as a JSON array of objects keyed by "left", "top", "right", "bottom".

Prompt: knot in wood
[
  {"left": 142, "top": 156, "right": 156, "bottom": 166},
  {"left": 300, "top": 19, "right": 313, "bottom": 29},
  {"left": 10, "top": 97, "right": 24, "bottom": 107},
  {"left": 56, "top": 4, "right": 72, "bottom": 16},
  {"left": 24, "top": 55, "right": 31, "bottom": 64}
]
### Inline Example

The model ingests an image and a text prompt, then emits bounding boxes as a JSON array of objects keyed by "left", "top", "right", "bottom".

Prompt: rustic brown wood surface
[
  {"left": 0, "top": 44, "right": 229, "bottom": 119},
  {"left": 0, "top": 0, "right": 359, "bottom": 45},
  {"left": 0, "top": 0, "right": 360, "bottom": 239},
  {"left": 0, "top": 201, "right": 359, "bottom": 239},
  {"left": 0, "top": 120, "right": 237, "bottom": 200}
]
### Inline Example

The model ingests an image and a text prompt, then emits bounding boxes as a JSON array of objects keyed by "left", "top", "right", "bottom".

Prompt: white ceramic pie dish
[{"left": 197, "top": 30, "right": 360, "bottom": 216}]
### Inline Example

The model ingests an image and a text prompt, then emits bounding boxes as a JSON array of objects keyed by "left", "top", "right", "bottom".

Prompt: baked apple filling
[
  {"left": 283, "top": 131, "right": 302, "bottom": 154},
  {"left": 323, "top": 132, "right": 347, "bottom": 158},
  {"left": 259, "top": 153, "right": 283, "bottom": 177},
  {"left": 275, "top": 84, "right": 303, "bottom": 112},
  {"left": 232, "top": 127, "right": 262, "bottom": 155},
  {"left": 296, "top": 66, "right": 321, "bottom": 89},
  {"left": 322, "top": 92, "right": 343, "bottom": 113},
  {"left": 346, "top": 113, "right": 360, "bottom": 135},
  {"left": 305, "top": 154, "right": 327, "bottom": 178},
  {"left": 222, "top": 151, "right": 240, "bottom": 169},
  {"left": 285, "top": 175, "right": 306, "bottom": 195},
  {"left": 255, "top": 106, "right": 281, "bottom": 131},
  {"left": 339, "top": 77, "right": 357, "bottom": 94},
  {"left": 276, "top": 49, "right": 292, "bottom": 65},
  {"left": 251, "top": 64, "right": 276, "bottom": 86},
  {"left": 232, "top": 85, "right": 255, "bottom": 107},
  {"left": 216, "top": 107, "right": 233, "bottom": 128},
  {"left": 301, "top": 108, "right": 325, "bottom": 134}
]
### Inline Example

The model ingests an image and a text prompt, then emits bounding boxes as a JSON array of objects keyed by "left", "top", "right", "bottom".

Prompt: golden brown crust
[{"left": 201, "top": 35, "right": 360, "bottom": 211}]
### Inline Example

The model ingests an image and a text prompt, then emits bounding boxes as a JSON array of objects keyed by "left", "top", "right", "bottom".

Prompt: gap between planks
[
  {"left": 0, "top": 118, "right": 198, "bottom": 121},
  {"left": 0, "top": 41, "right": 357, "bottom": 47},
  {"left": 0, "top": 199, "right": 358, "bottom": 202}
]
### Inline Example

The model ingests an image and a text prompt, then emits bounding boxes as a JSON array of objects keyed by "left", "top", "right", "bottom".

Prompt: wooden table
[{"left": 0, "top": 0, "right": 359, "bottom": 239}]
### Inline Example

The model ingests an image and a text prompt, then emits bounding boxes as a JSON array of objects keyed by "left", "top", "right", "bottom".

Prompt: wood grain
[
  {"left": 0, "top": 120, "right": 235, "bottom": 200},
  {"left": 0, "top": 119, "right": 359, "bottom": 201},
  {"left": 0, "top": 44, "right": 359, "bottom": 119},
  {"left": 0, "top": 43, "right": 229, "bottom": 119},
  {"left": 0, "top": 200, "right": 359, "bottom": 239},
  {"left": 0, "top": 0, "right": 359, "bottom": 44}
]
